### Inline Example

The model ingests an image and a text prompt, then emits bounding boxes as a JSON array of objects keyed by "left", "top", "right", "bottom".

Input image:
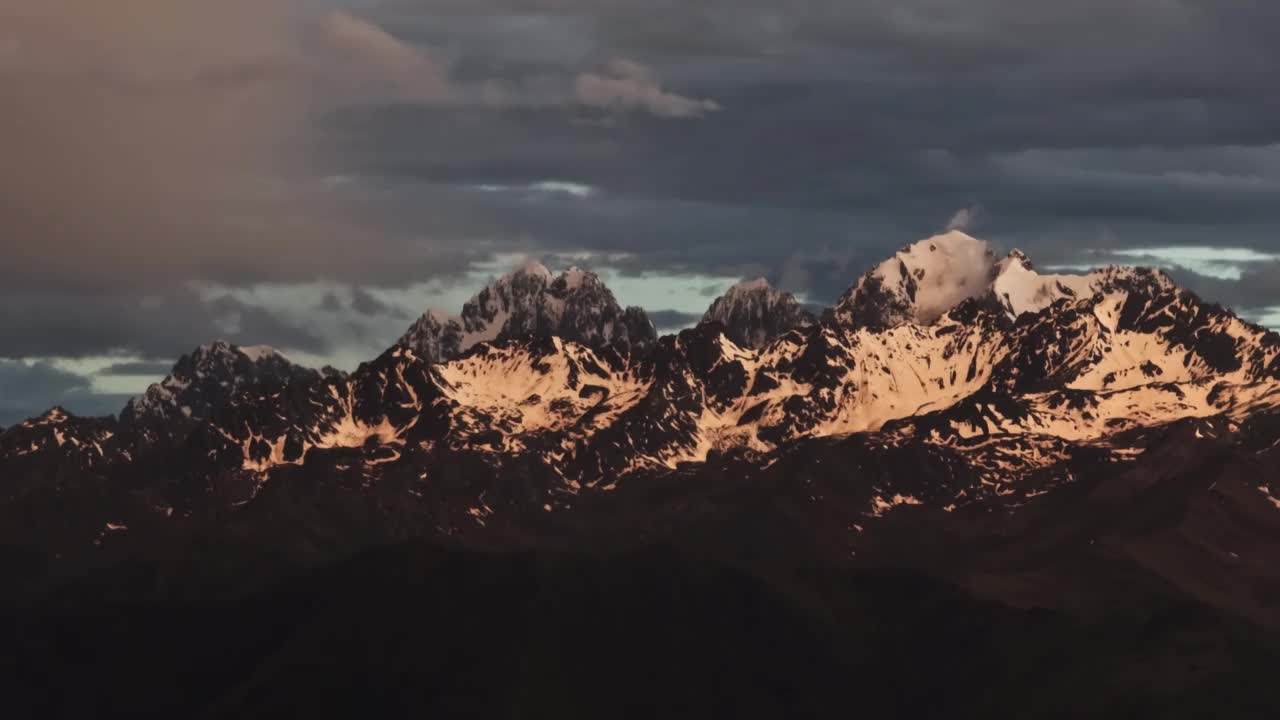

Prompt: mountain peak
[
  {"left": 513, "top": 258, "right": 553, "bottom": 281},
  {"left": 830, "top": 234, "right": 1187, "bottom": 330},
  {"left": 1003, "top": 248, "right": 1033, "bottom": 268},
  {"left": 988, "top": 254, "right": 1180, "bottom": 319},
  {"left": 189, "top": 340, "right": 282, "bottom": 364},
  {"left": 179, "top": 341, "right": 292, "bottom": 375},
  {"left": 989, "top": 251, "right": 1093, "bottom": 317},
  {"left": 556, "top": 266, "right": 590, "bottom": 289},
  {"left": 122, "top": 341, "right": 313, "bottom": 428},
  {"left": 932, "top": 228, "right": 981, "bottom": 246},
  {"left": 237, "top": 344, "right": 280, "bottom": 362},
  {"left": 726, "top": 277, "right": 772, "bottom": 294},
  {"left": 399, "top": 262, "right": 656, "bottom": 363},
  {"left": 31, "top": 406, "right": 71, "bottom": 426},
  {"left": 702, "top": 277, "right": 814, "bottom": 350},
  {"left": 833, "top": 232, "right": 997, "bottom": 329}
]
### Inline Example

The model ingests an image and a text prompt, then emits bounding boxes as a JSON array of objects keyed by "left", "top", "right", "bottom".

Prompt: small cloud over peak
[{"left": 945, "top": 205, "right": 983, "bottom": 233}]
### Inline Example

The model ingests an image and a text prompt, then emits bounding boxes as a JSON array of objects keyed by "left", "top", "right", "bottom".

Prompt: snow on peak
[
  {"left": 834, "top": 231, "right": 997, "bottom": 328},
  {"left": 237, "top": 345, "right": 279, "bottom": 362},
  {"left": 189, "top": 340, "right": 281, "bottom": 365},
  {"left": 513, "top": 258, "right": 553, "bottom": 281},
  {"left": 832, "top": 232, "right": 1192, "bottom": 330},
  {"left": 989, "top": 253, "right": 1181, "bottom": 319},
  {"left": 990, "top": 250, "right": 1095, "bottom": 317},
  {"left": 881, "top": 231, "right": 995, "bottom": 322},
  {"left": 187, "top": 341, "right": 288, "bottom": 368},
  {"left": 1005, "top": 248, "right": 1031, "bottom": 264},
  {"left": 726, "top": 277, "right": 772, "bottom": 294},
  {"left": 561, "top": 266, "right": 588, "bottom": 289}
]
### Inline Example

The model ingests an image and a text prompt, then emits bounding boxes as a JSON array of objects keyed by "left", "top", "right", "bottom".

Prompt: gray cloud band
[{"left": 3, "top": 0, "right": 1280, "bottom": 381}]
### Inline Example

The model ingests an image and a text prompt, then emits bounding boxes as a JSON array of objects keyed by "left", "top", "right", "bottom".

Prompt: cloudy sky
[{"left": 4, "top": 0, "right": 1280, "bottom": 423}]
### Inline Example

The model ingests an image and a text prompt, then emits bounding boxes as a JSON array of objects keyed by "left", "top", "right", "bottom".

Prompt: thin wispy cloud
[{"left": 575, "top": 59, "right": 722, "bottom": 119}]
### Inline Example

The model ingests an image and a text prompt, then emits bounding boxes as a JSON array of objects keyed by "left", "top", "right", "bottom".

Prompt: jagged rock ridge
[
  {"left": 700, "top": 277, "right": 815, "bottom": 349},
  {"left": 3, "top": 234, "right": 1280, "bottom": 605},
  {"left": 399, "top": 261, "right": 657, "bottom": 364}
]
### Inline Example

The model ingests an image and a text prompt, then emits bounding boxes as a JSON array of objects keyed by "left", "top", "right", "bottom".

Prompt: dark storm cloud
[
  {"left": 0, "top": 288, "right": 329, "bottom": 360},
  {"left": 0, "top": 0, "right": 728, "bottom": 362},
  {"left": 7, "top": 0, "right": 1280, "bottom": 373},
  {"left": 351, "top": 287, "right": 406, "bottom": 318},
  {"left": 0, "top": 360, "right": 130, "bottom": 426},
  {"left": 317, "top": 293, "right": 346, "bottom": 314},
  {"left": 312, "top": 287, "right": 408, "bottom": 322},
  {"left": 0, "top": 0, "right": 466, "bottom": 364},
  {"left": 0, "top": 0, "right": 481, "bottom": 297},
  {"left": 648, "top": 309, "right": 703, "bottom": 331},
  {"left": 339, "top": 0, "right": 1280, "bottom": 310}
]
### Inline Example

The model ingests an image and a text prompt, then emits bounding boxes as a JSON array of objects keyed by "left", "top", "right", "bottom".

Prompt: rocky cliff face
[
  {"left": 700, "top": 277, "right": 815, "bottom": 350},
  {"left": 398, "top": 262, "right": 657, "bottom": 364}
]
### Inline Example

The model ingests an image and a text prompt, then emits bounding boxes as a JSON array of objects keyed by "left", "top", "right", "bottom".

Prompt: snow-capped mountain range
[{"left": 4, "top": 230, "right": 1280, "bottom": 606}]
